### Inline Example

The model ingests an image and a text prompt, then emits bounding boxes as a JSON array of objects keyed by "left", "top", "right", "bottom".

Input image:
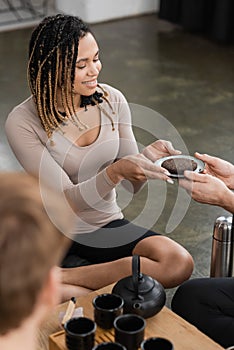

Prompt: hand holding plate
[
  {"left": 195, "top": 152, "right": 234, "bottom": 190},
  {"left": 142, "top": 140, "right": 181, "bottom": 162}
]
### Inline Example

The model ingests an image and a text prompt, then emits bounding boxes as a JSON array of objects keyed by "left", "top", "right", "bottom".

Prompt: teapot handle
[{"left": 132, "top": 255, "right": 141, "bottom": 298}]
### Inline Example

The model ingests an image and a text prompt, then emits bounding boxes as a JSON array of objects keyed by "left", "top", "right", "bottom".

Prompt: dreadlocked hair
[{"left": 27, "top": 14, "right": 90, "bottom": 140}]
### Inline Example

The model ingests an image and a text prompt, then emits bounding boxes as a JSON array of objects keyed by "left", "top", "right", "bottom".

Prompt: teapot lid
[
  {"left": 125, "top": 273, "right": 156, "bottom": 295},
  {"left": 130, "top": 255, "right": 156, "bottom": 296}
]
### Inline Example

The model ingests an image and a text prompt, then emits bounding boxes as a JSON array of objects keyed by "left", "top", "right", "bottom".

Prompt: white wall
[{"left": 55, "top": 0, "right": 159, "bottom": 23}]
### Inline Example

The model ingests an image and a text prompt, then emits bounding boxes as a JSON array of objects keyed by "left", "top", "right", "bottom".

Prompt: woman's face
[{"left": 73, "top": 32, "right": 102, "bottom": 96}]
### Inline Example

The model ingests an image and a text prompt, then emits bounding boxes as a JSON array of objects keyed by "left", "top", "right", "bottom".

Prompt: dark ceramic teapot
[{"left": 112, "top": 255, "right": 166, "bottom": 319}]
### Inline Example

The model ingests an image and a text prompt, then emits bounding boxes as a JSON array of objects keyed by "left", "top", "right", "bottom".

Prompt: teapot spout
[{"left": 133, "top": 302, "right": 142, "bottom": 310}]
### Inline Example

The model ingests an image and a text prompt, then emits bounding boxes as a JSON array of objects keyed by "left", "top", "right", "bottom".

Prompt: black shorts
[
  {"left": 62, "top": 219, "right": 160, "bottom": 266},
  {"left": 171, "top": 277, "right": 234, "bottom": 348}
]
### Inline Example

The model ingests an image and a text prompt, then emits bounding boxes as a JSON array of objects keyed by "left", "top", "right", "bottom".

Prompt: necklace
[
  {"left": 56, "top": 87, "right": 115, "bottom": 133},
  {"left": 80, "top": 91, "right": 103, "bottom": 110},
  {"left": 57, "top": 91, "right": 103, "bottom": 120}
]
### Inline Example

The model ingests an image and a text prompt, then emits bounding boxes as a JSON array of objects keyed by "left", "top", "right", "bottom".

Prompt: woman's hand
[
  {"left": 106, "top": 153, "right": 173, "bottom": 185},
  {"left": 142, "top": 140, "right": 181, "bottom": 162},
  {"left": 195, "top": 152, "right": 234, "bottom": 190}
]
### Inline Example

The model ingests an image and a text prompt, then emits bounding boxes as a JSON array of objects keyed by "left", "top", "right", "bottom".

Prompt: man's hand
[{"left": 195, "top": 152, "right": 234, "bottom": 190}]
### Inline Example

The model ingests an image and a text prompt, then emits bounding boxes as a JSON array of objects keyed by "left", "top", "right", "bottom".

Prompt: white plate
[{"left": 155, "top": 155, "right": 205, "bottom": 178}]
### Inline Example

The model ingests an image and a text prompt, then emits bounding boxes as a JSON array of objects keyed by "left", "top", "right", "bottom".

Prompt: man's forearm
[{"left": 221, "top": 189, "right": 234, "bottom": 213}]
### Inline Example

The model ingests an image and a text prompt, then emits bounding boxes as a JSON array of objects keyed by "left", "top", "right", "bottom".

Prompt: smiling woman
[
  {"left": 5, "top": 14, "right": 194, "bottom": 302},
  {"left": 71, "top": 33, "right": 102, "bottom": 98}
]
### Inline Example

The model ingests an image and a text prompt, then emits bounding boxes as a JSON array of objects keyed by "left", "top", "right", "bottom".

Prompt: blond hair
[{"left": 0, "top": 172, "right": 71, "bottom": 335}]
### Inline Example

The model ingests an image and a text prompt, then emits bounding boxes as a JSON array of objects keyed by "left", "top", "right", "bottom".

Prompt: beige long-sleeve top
[{"left": 5, "top": 84, "right": 139, "bottom": 234}]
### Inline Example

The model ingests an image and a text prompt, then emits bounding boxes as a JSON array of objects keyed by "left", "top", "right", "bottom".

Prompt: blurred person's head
[{"left": 0, "top": 172, "right": 71, "bottom": 338}]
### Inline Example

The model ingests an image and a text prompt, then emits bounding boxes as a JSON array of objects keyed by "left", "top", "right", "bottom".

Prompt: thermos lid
[{"left": 213, "top": 216, "right": 233, "bottom": 242}]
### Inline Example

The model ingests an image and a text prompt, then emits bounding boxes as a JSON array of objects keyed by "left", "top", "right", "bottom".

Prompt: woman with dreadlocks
[{"left": 5, "top": 14, "right": 193, "bottom": 301}]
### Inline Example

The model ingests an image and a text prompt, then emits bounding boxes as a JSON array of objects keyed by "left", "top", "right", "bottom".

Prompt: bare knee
[
  {"left": 147, "top": 245, "right": 194, "bottom": 288},
  {"left": 169, "top": 248, "right": 194, "bottom": 287},
  {"left": 157, "top": 238, "right": 194, "bottom": 287},
  {"left": 134, "top": 236, "right": 194, "bottom": 288}
]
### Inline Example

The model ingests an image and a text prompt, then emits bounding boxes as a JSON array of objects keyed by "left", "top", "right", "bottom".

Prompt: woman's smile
[{"left": 82, "top": 78, "right": 98, "bottom": 88}]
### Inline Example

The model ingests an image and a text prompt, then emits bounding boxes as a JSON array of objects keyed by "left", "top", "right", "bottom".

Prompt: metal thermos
[{"left": 210, "top": 216, "right": 234, "bottom": 277}]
